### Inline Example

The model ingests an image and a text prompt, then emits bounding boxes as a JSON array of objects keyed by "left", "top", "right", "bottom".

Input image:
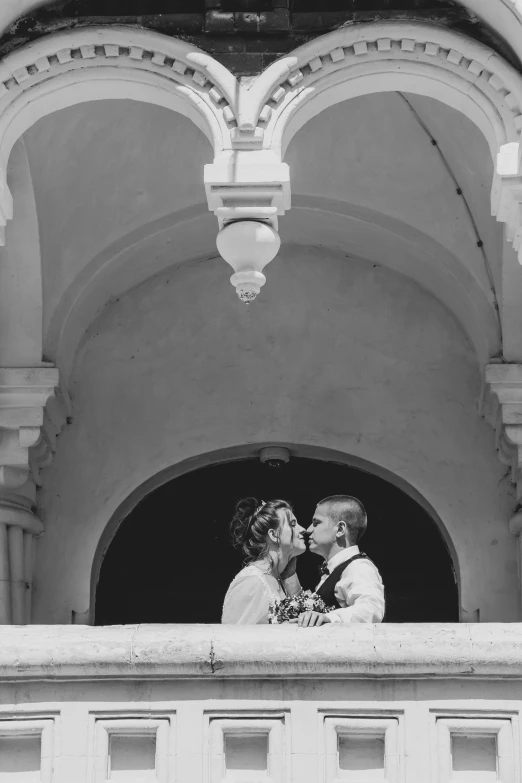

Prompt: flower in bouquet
[{"left": 268, "top": 590, "right": 333, "bottom": 624}]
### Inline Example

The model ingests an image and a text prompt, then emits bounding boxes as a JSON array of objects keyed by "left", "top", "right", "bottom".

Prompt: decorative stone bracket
[
  {"left": 482, "top": 363, "right": 522, "bottom": 508},
  {"left": 0, "top": 367, "right": 68, "bottom": 624},
  {"left": 0, "top": 367, "right": 66, "bottom": 489},
  {"left": 204, "top": 152, "right": 290, "bottom": 231},
  {"left": 205, "top": 152, "right": 290, "bottom": 301}
]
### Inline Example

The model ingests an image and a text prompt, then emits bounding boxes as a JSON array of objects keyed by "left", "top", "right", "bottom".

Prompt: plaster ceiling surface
[
  {"left": 22, "top": 99, "right": 213, "bottom": 336},
  {"left": 285, "top": 92, "right": 501, "bottom": 298},
  {"left": 19, "top": 90, "right": 502, "bottom": 372}
]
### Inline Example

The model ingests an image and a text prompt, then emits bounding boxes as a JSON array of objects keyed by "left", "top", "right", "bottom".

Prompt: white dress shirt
[{"left": 316, "top": 545, "right": 385, "bottom": 625}]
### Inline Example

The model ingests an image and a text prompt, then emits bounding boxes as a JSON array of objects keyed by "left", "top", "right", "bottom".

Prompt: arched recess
[
  {"left": 235, "top": 20, "right": 522, "bottom": 361},
  {"left": 44, "top": 204, "right": 216, "bottom": 383},
  {"left": 91, "top": 443, "right": 460, "bottom": 625},
  {"left": 44, "top": 196, "right": 499, "bottom": 384},
  {"left": 2, "top": 19, "right": 518, "bottom": 375},
  {"left": 0, "top": 25, "right": 238, "bottom": 231}
]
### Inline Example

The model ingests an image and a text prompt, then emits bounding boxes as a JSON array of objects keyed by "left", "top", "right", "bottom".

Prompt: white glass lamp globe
[{"left": 216, "top": 220, "right": 281, "bottom": 302}]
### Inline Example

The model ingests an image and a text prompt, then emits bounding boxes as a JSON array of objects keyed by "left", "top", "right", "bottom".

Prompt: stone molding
[
  {"left": 0, "top": 493, "right": 42, "bottom": 535},
  {"left": 0, "top": 623, "right": 521, "bottom": 680},
  {"left": 0, "top": 26, "right": 238, "bottom": 244},
  {"left": 238, "top": 22, "right": 522, "bottom": 267},
  {"left": 2, "top": 22, "right": 522, "bottom": 275},
  {"left": 246, "top": 22, "right": 522, "bottom": 153},
  {"left": 0, "top": 24, "right": 521, "bottom": 151},
  {"left": 0, "top": 25, "right": 236, "bottom": 143},
  {"left": 482, "top": 363, "right": 522, "bottom": 503},
  {"left": 2, "top": 21, "right": 522, "bottom": 303}
]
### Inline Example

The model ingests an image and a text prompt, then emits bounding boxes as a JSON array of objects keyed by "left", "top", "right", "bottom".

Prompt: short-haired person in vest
[{"left": 296, "top": 495, "right": 385, "bottom": 627}]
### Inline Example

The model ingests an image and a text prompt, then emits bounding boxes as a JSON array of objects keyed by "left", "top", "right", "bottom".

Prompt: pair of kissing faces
[{"left": 268, "top": 505, "right": 340, "bottom": 560}]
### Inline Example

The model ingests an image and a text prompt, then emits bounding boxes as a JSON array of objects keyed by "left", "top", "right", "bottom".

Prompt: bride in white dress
[{"left": 222, "top": 497, "right": 307, "bottom": 624}]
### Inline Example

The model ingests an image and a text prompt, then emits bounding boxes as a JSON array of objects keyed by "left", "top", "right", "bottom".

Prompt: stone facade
[
  {"left": 0, "top": 2, "right": 519, "bottom": 613},
  {"left": 0, "top": 0, "right": 522, "bottom": 779}
]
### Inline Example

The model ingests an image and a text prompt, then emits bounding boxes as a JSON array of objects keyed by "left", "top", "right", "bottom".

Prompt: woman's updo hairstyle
[{"left": 230, "top": 497, "right": 293, "bottom": 564}]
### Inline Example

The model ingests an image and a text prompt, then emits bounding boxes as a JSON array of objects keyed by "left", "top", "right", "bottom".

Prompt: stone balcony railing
[{"left": 0, "top": 624, "right": 521, "bottom": 782}]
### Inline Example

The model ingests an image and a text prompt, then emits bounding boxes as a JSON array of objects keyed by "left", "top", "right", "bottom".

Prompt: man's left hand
[{"left": 297, "top": 611, "right": 332, "bottom": 627}]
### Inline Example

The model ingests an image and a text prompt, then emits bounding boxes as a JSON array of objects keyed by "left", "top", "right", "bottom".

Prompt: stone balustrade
[
  {"left": 0, "top": 624, "right": 521, "bottom": 781},
  {"left": 0, "top": 622, "right": 519, "bottom": 679}
]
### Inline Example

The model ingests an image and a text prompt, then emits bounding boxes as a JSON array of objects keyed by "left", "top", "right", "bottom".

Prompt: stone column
[
  {"left": 0, "top": 493, "right": 42, "bottom": 624},
  {"left": 0, "top": 366, "right": 64, "bottom": 624}
]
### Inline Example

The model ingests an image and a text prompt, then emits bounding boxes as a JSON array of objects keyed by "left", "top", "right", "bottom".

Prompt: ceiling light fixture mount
[{"left": 216, "top": 220, "right": 281, "bottom": 303}]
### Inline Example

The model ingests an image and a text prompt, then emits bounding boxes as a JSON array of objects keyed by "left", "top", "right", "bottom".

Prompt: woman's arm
[{"left": 221, "top": 574, "right": 271, "bottom": 624}]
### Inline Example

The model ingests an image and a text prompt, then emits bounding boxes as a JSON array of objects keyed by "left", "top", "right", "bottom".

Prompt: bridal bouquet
[{"left": 268, "top": 590, "right": 332, "bottom": 624}]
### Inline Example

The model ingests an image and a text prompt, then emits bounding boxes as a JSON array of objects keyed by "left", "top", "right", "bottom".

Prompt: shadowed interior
[{"left": 95, "top": 457, "right": 459, "bottom": 624}]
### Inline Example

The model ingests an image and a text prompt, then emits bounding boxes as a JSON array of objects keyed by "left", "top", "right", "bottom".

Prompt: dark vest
[{"left": 316, "top": 553, "right": 371, "bottom": 609}]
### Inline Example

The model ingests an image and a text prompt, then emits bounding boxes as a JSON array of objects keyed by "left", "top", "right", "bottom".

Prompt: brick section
[
  {"left": 259, "top": 9, "right": 290, "bottom": 32},
  {"left": 205, "top": 11, "right": 235, "bottom": 33},
  {"left": 0, "top": 2, "right": 519, "bottom": 74},
  {"left": 205, "top": 9, "right": 289, "bottom": 34}
]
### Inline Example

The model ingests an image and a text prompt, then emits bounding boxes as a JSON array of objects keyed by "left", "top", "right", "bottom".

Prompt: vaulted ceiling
[{"left": 16, "top": 88, "right": 501, "bottom": 375}]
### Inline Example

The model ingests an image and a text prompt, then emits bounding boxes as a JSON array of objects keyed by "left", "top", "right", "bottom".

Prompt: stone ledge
[{"left": 0, "top": 624, "right": 520, "bottom": 680}]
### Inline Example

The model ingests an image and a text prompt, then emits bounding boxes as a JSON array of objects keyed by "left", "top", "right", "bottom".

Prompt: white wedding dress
[{"left": 221, "top": 564, "right": 287, "bottom": 624}]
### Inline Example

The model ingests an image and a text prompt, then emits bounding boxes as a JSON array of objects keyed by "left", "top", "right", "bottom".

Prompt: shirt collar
[{"left": 327, "top": 545, "right": 360, "bottom": 572}]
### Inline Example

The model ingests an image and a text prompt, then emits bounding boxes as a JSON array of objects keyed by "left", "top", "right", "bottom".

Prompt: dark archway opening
[{"left": 94, "top": 457, "right": 459, "bottom": 624}]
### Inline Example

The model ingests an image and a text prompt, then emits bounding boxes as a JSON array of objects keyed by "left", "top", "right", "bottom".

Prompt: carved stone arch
[
  {"left": 234, "top": 21, "right": 522, "bottom": 311},
  {"left": 0, "top": 25, "right": 240, "bottom": 239},
  {"left": 242, "top": 22, "right": 522, "bottom": 159}
]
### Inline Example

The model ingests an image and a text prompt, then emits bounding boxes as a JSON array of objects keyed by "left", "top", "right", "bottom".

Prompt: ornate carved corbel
[
  {"left": 0, "top": 367, "right": 63, "bottom": 489},
  {"left": 482, "top": 363, "right": 522, "bottom": 502}
]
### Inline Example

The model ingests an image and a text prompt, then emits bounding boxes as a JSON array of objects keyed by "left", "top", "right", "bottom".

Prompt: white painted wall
[
  {"left": 286, "top": 93, "right": 501, "bottom": 297},
  {"left": 35, "top": 245, "right": 517, "bottom": 623}
]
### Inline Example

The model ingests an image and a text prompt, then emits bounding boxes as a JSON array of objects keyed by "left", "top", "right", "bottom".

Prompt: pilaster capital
[
  {"left": 482, "top": 363, "right": 522, "bottom": 502},
  {"left": 0, "top": 492, "right": 43, "bottom": 535},
  {"left": 0, "top": 367, "right": 67, "bottom": 489}
]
